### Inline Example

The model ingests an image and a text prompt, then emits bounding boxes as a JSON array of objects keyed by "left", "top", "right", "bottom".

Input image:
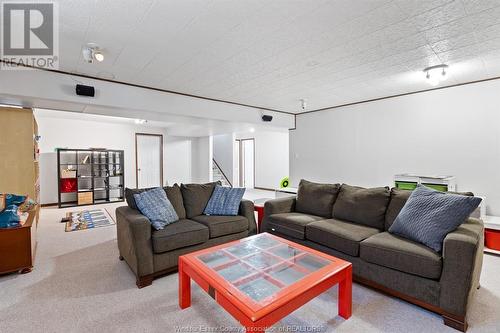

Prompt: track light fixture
[
  {"left": 82, "top": 43, "right": 104, "bottom": 63},
  {"left": 423, "top": 64, "right": 448, "bottom": 86}
]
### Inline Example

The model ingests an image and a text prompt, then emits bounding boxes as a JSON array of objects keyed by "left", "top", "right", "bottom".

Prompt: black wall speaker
[
  {"left": 261, "top": 115, "right": 273, "bottom": 122},
  {"left": 75, "top": 84, "right": 95, "bottom": 97}
]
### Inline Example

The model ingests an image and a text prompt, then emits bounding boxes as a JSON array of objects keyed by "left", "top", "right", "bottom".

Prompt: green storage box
[{"left": 395, "top": 181, "right": 417, "bottom": 190}]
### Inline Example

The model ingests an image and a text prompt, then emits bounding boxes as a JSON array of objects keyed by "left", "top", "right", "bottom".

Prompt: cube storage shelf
[{"left": 57, "top": 148, "right": 124, "bottom": 208}]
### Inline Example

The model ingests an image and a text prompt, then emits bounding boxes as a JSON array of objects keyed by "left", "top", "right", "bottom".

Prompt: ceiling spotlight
[
  {"left": 82, "top": 43, "right": 104, "bottom": 63},
  {"left": 134, "top": 119, "right": 147, "bottom": 124},
  {"left": 94, "top": 51, "right": 104, "bottom": 62},
  {"left": 300, "top": 98, "right": 307, "bottom": 111},
  {"left": 424, "top": 64, "right": 448, "bottom": 86}
]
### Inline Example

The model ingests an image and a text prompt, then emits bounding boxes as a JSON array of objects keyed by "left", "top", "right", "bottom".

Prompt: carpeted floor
[{"left": 1, "top": 203, "right": 500, "bottom": 333}]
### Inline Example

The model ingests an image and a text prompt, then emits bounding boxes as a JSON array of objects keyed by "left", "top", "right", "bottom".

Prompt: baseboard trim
[{"left": 40, "top": 203, "right": 58, "bottom": 207}]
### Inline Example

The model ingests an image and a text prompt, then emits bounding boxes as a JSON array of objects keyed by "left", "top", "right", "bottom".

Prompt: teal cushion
[
  {"left": 389, "top": 185, "right": 481, "bottom": 252},
  {"left": 204, "top": 186, "right": 245, "bottom": 216},
  {"left": 134, "top": 187, "right": 179, "bottom": 230}
]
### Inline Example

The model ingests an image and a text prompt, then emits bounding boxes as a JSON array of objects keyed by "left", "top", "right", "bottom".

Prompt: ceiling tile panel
[{"left": 51, "top": 0, "right": 500, "bottom": 112}]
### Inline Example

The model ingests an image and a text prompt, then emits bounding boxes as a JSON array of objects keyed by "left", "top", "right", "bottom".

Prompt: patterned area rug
[{"left": 64, "top": 208, "right": 115, "bottom": 232}]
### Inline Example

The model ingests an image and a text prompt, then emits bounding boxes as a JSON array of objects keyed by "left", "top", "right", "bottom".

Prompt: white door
[
  {"left": 240, "top": 139, "right": 255, "bottom": 188},
  {"left": 136, "top": 134, "right": 162, "bottom": 188}
]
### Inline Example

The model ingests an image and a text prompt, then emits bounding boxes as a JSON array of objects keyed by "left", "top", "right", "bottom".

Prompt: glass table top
[{"left": 195, "top": 233, "right": 334, "bottom": 306}]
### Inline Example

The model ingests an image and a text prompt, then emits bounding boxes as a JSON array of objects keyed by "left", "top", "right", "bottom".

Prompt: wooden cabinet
[
  {"left": 0, "top": 208, "right": 38, "bottom": 274},
  {"left": 0, "top": 107, "right": 40, "bottom": 208},
  {"left": 0, "top": 107, "right": 40, "bottom": 274}
]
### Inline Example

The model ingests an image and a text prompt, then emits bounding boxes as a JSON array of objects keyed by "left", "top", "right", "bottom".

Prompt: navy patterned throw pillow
[
  {"left": 204, "top": 186, "right": 245, "bottom": 216},
  {"left": 389, "top": 185, "right": 481, "bottom": 252},
  {"left": 134, "top": 187, "right": 179, "bottom": 230}
]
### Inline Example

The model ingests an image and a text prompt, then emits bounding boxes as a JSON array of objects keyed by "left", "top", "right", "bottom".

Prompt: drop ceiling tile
[
  {"left": 394, "top": 0, "right": 454, "bottom": 16},
  {"left": 462, "top": 0, "right": 500, "bottom": 15},
  {"left": 430, "top": 31, "right": 477, "bottom": 53},
  {"left": 407, "top": 0, "right": 467, "bottom": 32},
  {"left": 421, "top": 16, "right": 475, "bottom": 44}
]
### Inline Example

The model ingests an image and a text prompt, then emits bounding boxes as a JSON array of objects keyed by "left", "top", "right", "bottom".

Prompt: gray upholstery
[
  {"left": 153, "top": 231, "right": 248, "bottom": 272},
  {"left": 333, "top": 184, "right": 390, "bottom": 230},
  {"left": 152, "top": 219, "right": 208, "bottom": 253},
  {"left": 360, "top": 232, "right": 442, "bottom": 279},
  {"left": 272, "top": 234, "right": 442, "bottom": 307},
  {"left": 306, "top": 219, "right": 379, "bottom": 256},
  {"left": 125, "top": 184, "right": 186, "bottom": 219},
  {"left": 296, "top": 179, "right": 340, "bottom": 218},
  {"left": 180, "top": 181, "right": 221, "bottom": 218},
  {"left": 385, "top": 188, "right": 411, "bottom": 230},
  {"left": 440, "top": 218, "right": 484, "bottom": 316},
  {"left": 164, "top": 185, "right": 186, "bottom": 219},
  {"left": 117, "top": 184, "right": 256, "bottom": 287},
  {"left": 388, "top": 185, "right": 482, "bottom": 252},
  {"left": 262, "top": 185, "right": 484, "bottom": 320},
  {"left": 266, "top": 212, "right": 324, "bottom": 239},
  {"left": 385, "top": 188, "right": 475, "bottom": 230},
  {"left": 239, "top": 199, "right": 258, "bottom": 235},
  {"left": 116, "top": 206, "right": 154, "bottom": 277},
  {"left": 191, "top": 215, "right": 248, "bottom": 238}
]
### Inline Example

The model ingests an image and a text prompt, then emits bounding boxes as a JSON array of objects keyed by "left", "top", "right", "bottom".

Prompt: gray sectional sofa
[
  {"left": 261, "top": 180, "right": 484, "bottom": 332},
  {"left": 116, "top": 182, "right": 257, "bottom": 288}
]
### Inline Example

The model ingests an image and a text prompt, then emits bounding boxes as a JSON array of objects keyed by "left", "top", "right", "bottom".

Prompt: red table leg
[
  {"left": 179, "top": 258, "right": 191, "bottom": 309},
  {"left": 338, "top": 265, "right": 352, "bottom": 319}
]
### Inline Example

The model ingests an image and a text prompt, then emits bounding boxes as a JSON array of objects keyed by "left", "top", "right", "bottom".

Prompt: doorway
[
  {"left": 236, "top": 138, "right": 255, "bottom": 188},
  {"left": 135, "top": 133, "right": 163, "bottom": 188}
]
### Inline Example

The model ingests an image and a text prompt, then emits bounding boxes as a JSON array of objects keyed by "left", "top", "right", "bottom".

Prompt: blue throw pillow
[
  {"left": 204, "top": 186, "right": 245, "bottom": 216},
  {"left": 389, "top": 185, "right": 482, "bottom": 252},
  {"left": 134, "top": 187, "right": 179, "bottom": 230}
]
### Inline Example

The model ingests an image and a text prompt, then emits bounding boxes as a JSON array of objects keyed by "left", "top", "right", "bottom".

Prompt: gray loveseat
[
  {"left": 116, "top": 182, "right": 257, "bottom": 288},
  {"left": 261, "top": 180, "right": 483, "bottom": 332}
]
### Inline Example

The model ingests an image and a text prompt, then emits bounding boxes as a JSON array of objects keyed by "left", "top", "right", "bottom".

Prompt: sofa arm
[
  {"left": 261, "top": 197, "right": 296, "bottom": 232},
  {"left": 239, "top": 199, "right": 257, "bottom": 235},
  {"left": 439, "top": 217, "right": 484, "bottom": 317},
  {"left": 116, "top": 206, "right": 154, "bottom": 278}
]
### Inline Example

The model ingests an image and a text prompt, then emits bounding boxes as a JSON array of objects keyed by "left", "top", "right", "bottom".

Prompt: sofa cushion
[
  {"left": 385, "top": 188, "right": 411, "bottom": 230},
  {"left": 388, "top": 185, "right": 482, "bottom": 252},
  {"left": 181, "top": 181, "right": 221, "bottom": 218},
  {"left": 266, "top": 212, "right": 325, "bottom": 239},
  {"left": 296, "top": 179, "right": 340, "bottom": 218},
  {"left": 125, "top": 184, "right": 186, "bottom": 219},
  {"left": 191, "top": 215, "right": 248, "bottom": 238},
  {"left": 306, "top": 219, "right": 380, "bottom": 256},
  {"left": 333, "top": 184, "right": 390, "bottom": 229},
  {"left": 164, "top": 184, "right": 186, "bottom": 219},
  {"left": 204, "top": 186, "right": 245, "bottom": 216},
  {"left": 360, "top": 232, "right": 442, "bottom": 279},
  {"left": 133, "top": 187, "right": 179, "bottom": 230},
  {"left": 152, "top": 219, "right": 209, "bottom": 253},
  {"left": 385, "top": 188, "right": 475, "bottom": 230}
]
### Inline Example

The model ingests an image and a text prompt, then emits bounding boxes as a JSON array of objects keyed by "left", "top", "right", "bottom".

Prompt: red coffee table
[{"left": 179, "top": 232, "right": 352, "bottom": 332}]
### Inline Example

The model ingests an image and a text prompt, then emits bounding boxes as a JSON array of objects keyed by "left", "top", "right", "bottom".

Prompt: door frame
[
  {"left": 135, "top": 133, "right": 164, "bottom": 188},
  {"left": 235, "top": 138, "right": 256, "bottom": 188}
]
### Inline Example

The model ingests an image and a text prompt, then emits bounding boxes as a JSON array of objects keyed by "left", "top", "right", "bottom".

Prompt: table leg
[
  {"left": 179, "top": 259, "right": 191, "bottom": 309},
  {"left": 338, "top": 265, "right": 352, "bottom": 319}
]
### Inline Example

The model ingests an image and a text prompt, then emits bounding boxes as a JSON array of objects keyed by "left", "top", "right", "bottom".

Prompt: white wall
[
  {"left": 213, "top": 134, "right": 235, "bottom": 184},
  {"left": 236, "top": 130, "right": 289, "bottom": 190},
  {"left": 290, "top": 79, "right": 500, "bottom": 215},
  {"left": 191, "top": 136, "right": 213, "bottom": 184},
  {"left": 35, "top": 111, "right": 196, "bottom": 204}
]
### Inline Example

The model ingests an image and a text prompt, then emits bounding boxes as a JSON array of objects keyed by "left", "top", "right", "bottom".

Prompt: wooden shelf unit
[
  {"left": 0, "top": 107, "right": 40, "bottom": 221},
  {"left": 57, "top": 148, "right": 124, "bottom": 208}
]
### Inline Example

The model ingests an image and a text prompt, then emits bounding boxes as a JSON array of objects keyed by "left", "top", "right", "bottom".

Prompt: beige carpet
[{"left": 1, "top": 203, "right": 500, "bottom": 333}]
